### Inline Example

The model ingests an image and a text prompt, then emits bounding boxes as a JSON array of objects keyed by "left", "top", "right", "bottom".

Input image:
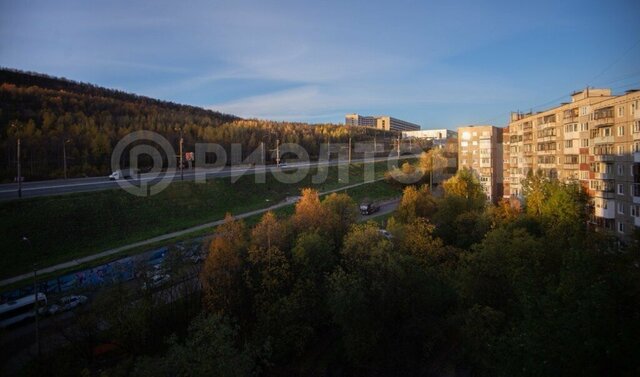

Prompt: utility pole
[
  {"left": 276, "top": 139, "right": 280, "bottom": 167},
  {"left": 175, "top": 127, "right": 184, "bottom": 180},
  {"left": 429, "top": 151, "right": 433, "bottom": 192},
  {"left": 348, "top": 137, "right": 352, "bottom": 163},
  {"left": 33, "top": 262, "right": 40, "bottom": 359},
  {"left": 22, "top": 236, "right": 39, "bottom": 360},
  {"left": 11, "top": 123, "right": 22, "bottom": 198},
  {"left": 179, "top": 129, "right": 184, "bottom": 180},
  {"left": 327, "top": 138, "right": 331, "bottom": 160},
  {"left": 17, "top": 137, "right": 22, "bottom": 198},
  {"left": 62, "top": 139, "right": 71, "bottom": 180},
  {"left": 397, "top": 135, "right": 400, "bottom": 159},
  {"left": 374, "top": 135, "right": 377, "bottom": 154},
  {"left": 261, "top": 141, "right": 265, "bottom": 165}
]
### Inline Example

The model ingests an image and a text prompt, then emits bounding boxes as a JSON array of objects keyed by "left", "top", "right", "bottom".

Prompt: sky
[{"left": 1, "top": 0, "right": 639, "bottom": 130}]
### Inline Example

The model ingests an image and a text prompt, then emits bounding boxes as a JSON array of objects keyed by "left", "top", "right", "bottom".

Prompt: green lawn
[{"left": 0, "top": 160, "right": 411, "bottom": 279}]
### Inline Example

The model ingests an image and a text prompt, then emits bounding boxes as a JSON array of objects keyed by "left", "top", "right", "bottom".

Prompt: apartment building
[
  {"left": 345, "top": 114, "right": 420, "bottom": 132},
  {"left": 506, "top": 88, "right": 640, "bottom": 241},
  {"left": 457, "top": 125, "right": 504, "bottom": 203}
]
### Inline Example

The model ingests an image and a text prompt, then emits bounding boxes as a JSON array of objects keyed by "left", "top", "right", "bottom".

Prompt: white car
[
  {"left": 48, "top": 295, "right": 88, "bottom": 315},
  {"left": 142, "top": 274, "right": 170, "bottom": 290}
]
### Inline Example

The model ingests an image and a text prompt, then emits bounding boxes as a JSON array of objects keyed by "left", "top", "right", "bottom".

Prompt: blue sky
[{"left": 1, "top": 0, "right": 639, "bottom": 130}]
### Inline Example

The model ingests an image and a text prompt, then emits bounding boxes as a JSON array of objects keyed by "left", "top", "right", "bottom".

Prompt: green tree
[{"left": 133, "top": 314, "right": 265, "bottom": 377}]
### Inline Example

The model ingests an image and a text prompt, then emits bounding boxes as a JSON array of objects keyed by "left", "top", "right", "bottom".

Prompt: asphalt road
[{"left": 0, "top": 155, "right": 418, "bottom": 201}]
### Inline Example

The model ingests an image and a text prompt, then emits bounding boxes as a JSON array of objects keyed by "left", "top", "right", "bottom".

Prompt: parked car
[
  {"left": 47, "top": 295, "right": 88, "bottom": 315},
  {"left": 142, "top": 274, "right": 170, "bottom": 290}
]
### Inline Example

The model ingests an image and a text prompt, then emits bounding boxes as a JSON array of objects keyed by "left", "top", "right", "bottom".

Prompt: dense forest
[
  {"left": 23, "top": 169, "right": 640, "bottom": 376},
  {"left": 0, "top": 68, "right": 396, "bottom": 181}
]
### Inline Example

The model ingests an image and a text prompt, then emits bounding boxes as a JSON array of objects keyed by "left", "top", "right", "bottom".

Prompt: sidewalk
[{"left": 0, "top": 179, "right": 386, "bottom": 288}]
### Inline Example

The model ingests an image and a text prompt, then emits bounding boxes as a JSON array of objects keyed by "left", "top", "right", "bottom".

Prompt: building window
[
  {"left": 617, "top": 145, "right": 624, "bottom": 155},
  {"left": 634, "top": 141, "right": 640, "bottom": 153},
  {"left": 632, "top": 205, "right": 640, "bottom": 217},
  {"left": 581, "top": 139, "right": 589, "bottom": 147},
  {"left": 618, "top": 164, "right": 624, "bottom": 175},
  {"left": 618, "top": 125, "right": 625, "bottom": 136},
  {"left": 579, "top": 171, "right": 589, "bottom": 180},
  {"left": 618, "top": 222, "right": 625, "bottom": 234},
  {"left": 580, "top": 122, "right": 589, "bottom": 131},
  {"left": 618, "top": 106, "right": 625, "bottom": 117},
  {"left": 617, "top": 202, "right": 625, "bottom": 214},
  {"left": 617, "top": 184, "right": 624, "bottom": 195},
  {"left": 565, "top": 140, "right": 573, "bottom": 148},
  {"left": 633, "top": 121, "right": 640, "bottom": 133},
  {"left": 580, "top": 106, "right": 588, "bottom": 116}
]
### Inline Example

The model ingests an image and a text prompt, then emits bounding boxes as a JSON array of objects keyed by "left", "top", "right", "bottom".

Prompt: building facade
[
  {"left": 457, "top": 125, "right": 505, "bottom": 203},
  {"left": 402, "top": 129, "right": 457, "bottom": 149},
  {"left": 345, "top": 113, "right": 376, "bottom": 128},
  {"left": 505, "top": 88, "right": 640, "bottom": 241},
  {"left": 345, "top": 114, "right": 420, "bottom": 132}
]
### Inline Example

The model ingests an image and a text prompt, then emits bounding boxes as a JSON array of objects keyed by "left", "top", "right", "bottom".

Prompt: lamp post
[
  {"left": 175, "top": 127, "right": 184, "bottom": 181},
  {"left": 63, "top": 138, "right": 71, "bottom": 180},
  {"left": 22, "top": 236, "right": 40, "bottom": 359},
  {"left": 11, "top": 123, "right": 22, "bottom": 198}
]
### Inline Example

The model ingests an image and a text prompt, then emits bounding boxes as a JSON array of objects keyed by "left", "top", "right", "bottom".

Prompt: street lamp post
[
  {"left": 22, "top": 236, "right": 40, "bottom": 359},
  {"left": 63, "top": 139, "right": 71, "bottom": 180},
  {"left": 11, "top": 123, "right": 22, "bottom": 198},
  {"left": 175, "top": 127, "right": 184, "bottom": 181},
  {"left": 17, "top": 137, "right": 22, "bottom": 198}
]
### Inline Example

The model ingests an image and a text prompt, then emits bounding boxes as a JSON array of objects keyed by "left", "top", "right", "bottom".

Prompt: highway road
[{"left": 0, "top": 155, "right": 418, "bottom": 201}]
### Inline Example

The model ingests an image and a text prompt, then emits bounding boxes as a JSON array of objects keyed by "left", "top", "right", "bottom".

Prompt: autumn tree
[
  {"left": 251, "top": 211, "right": 289, "bottom": 251},
  {"left": 521, "top": 170, "right": 549, "bottom": 217},
  {"left": 200, "top": 214, "right": 249, "bottom": 318},
  {"left": 442, "top": 167, "right": 485, "bottom": 209},
  {"left": 395, "top": 185, "right": 437, "bottom": 223},
  {"left": 292, "top": 188, "right": 328, "bottom": 233}
]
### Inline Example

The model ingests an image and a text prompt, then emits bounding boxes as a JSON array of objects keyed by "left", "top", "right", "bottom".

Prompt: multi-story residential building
[
  {"left": 502, "top": 127, "right": 510, "bottom": 200},
  {"left": 457, "top": 125, "right": 504, "bottom": 202},
  {"left": 506, "top": 88, "right": 640, "bottom": 241},
  {"left": 345, "top": 114, "right": 420, "bottom": 132}
]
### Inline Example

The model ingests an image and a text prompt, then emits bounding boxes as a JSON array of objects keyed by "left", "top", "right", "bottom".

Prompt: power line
[{"left": 588, "top": 37, "right": 640, "bottom": 85}]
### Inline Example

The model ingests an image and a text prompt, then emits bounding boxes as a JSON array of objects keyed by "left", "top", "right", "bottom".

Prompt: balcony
[
  {"left": 594, "top": 172, "right": 614, "bottom": 180},
  {"left": 592, "top": 135, "right": 614, "bottom": 144},
  {"left": 564, "top": 163, "right": 579, "bottom": 170},
  {"left": 594, "top": 202, "right": 615, "bottom": 219},
  {"left": 593, "top": 154, "right": 614, "bottom": 162},
  {"left": 593, "top": 117, "right": 615, "bottom": 127}
]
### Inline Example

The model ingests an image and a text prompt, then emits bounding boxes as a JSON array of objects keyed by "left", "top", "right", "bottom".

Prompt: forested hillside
[{"left": 0, "top": 68, "right": 393, "bottom": 181}]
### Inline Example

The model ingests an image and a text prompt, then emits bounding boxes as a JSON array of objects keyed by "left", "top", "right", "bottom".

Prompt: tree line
[
  {"left": 26, "top": 169, "right": 640, "bottom": 376},
  {"left": 1, "top": 68, "right": 396, "bottom": 181}
]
